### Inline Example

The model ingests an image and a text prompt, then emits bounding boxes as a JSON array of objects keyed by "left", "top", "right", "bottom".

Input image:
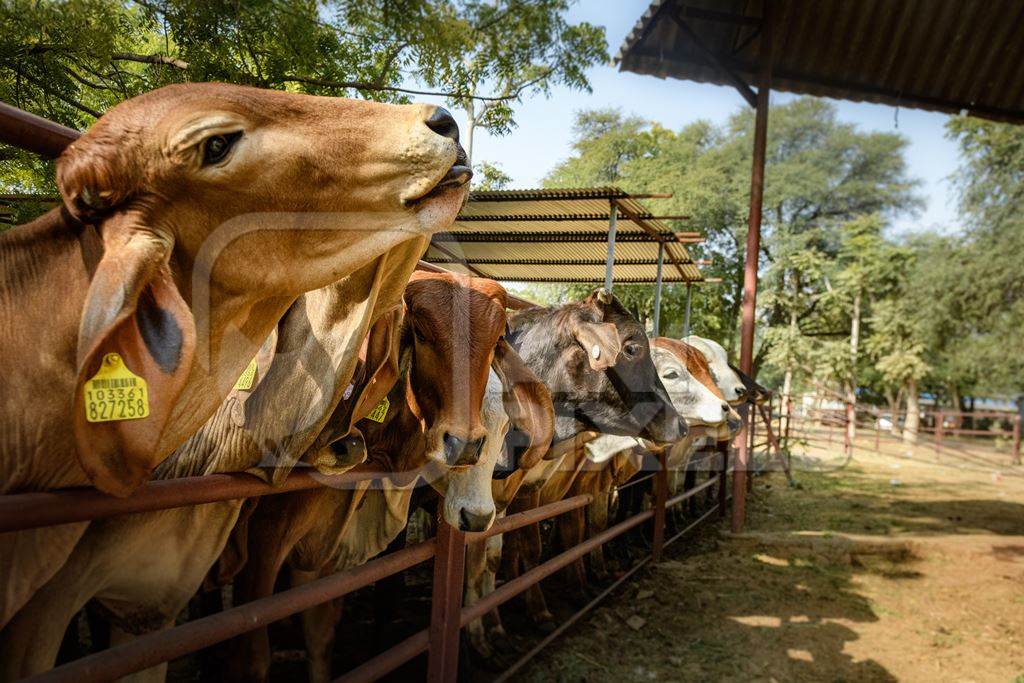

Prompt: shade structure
[
  {"left": 426, "top": 187, "right": 703, "bottom": 284},
  {"left": 616, "top": 0, "right": 1024, "bottom": 125}
]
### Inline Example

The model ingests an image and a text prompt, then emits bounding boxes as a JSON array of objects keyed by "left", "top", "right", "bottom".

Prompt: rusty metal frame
[{"left": 1, "top": 97, "right": 733, "bottom": 683}]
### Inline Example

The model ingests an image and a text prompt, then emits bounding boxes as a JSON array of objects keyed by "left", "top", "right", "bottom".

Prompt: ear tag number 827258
[{"left": 84, "top": 353, "right": 150, "bottom": 423}]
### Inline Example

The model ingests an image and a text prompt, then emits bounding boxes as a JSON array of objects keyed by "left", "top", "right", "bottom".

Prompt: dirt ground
[{"left": 515, "top": 436, "right": 1024, "bottom": 682}]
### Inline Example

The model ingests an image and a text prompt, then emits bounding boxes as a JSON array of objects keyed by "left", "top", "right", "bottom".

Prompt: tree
[
  {"left": 865, "top": 297, "right": 930, "bottom": 443},
  {"left": 0, "top": 0, "right": 607, "bottom": 215},
  {"left": 431, "top": 1, "right": 607, "bottom": 162}
]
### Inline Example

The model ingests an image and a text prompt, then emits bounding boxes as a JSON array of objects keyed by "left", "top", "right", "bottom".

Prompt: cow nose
[
  {"left": 458, "top": 507, "right": 495, "bottom": 532},
  {"left": 721, "top": 403, "right": 730, "bottom": 414},
  {"left": 425, "top": 107, "right": 459, "bottom": 143},
  {"left": 443, "top": 433, "right": 484, "bottom": 466},
  {"left": 734, "top": 386, "right": 746, "bottom": 397}
]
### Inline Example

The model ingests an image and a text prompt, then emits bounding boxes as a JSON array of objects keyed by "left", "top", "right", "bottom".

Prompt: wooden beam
[{"left": 670, "top": 13, "right": 758, "bottom": 108}]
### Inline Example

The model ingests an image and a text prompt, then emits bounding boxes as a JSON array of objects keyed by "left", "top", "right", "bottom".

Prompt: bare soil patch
[{"left": 514, "top": 444, "right": 1024, "bottom": 682}]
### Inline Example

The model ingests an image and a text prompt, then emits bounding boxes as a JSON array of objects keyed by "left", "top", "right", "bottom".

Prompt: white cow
[{"left": 683, "top": 335, "right": 748, "bottom": 404}]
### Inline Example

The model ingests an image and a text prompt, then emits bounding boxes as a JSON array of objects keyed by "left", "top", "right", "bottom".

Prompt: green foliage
[
  {"left": 473, "top": 160, "right": 512, "bottom": 191},
  {"left": 539, "top": 99, "right": 920, "bottom": 380},
  {"left": 0, "top": 0, "right": 607, "bottom": 218}
]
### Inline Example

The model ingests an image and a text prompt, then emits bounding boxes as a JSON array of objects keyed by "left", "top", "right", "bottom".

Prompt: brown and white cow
[
  {"left": 0, "top": 83, "right": 469, "bottom": 628},
  {"left": 221, "top": 272, "right": 548, "bottom": 683}
]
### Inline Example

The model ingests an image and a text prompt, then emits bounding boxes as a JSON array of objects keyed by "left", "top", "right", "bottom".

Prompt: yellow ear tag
[
  {"left": 366, "top": 396, "right": 390, "bottom": 423},
  {"left": 84, "top": 353, "right": 150, "bottom": 423},
  {"left": 234, "top": 357, "right": 258, "bottom": 391}
]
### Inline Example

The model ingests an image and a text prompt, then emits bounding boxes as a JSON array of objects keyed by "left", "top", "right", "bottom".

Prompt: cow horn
[{"left": 596, "top": 288, "right": 612, "bottom": 305}]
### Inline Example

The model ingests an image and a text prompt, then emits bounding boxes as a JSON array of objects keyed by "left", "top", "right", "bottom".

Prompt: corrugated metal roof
[
  {"left": 429, "top": 187, "right": 704, "bottom": 284},
  {"left": 616, "top": 0, "right": 1024, "bottom": 124}
]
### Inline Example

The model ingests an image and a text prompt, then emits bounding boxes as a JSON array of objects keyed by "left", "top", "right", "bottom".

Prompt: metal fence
[{"left": 0, "top": 99, "right": 737, "bottom": 682}]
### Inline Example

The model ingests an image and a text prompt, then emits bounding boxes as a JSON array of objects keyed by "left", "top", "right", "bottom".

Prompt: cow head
[
  {"left": 683, "top": 336, "right": 748, "bottom": 405},
  {"left": 432, "top": 369, "right": 510, "bottom": 531},
  {"left": 403, "top": 271, "right": 508, "bottom": 469},
  {"left": 509, "top": 290, "right": 686, "bottom": 445},
  {"left": 650, "top": 338, "right": 730, "bottom": 428},
  {"left": 58, "top": 83, "right": 470, "bottom": 495}
]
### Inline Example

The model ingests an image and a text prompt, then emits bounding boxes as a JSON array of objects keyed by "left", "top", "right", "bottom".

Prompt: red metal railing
[{"left": 0, "top": 97, "right": 735, "bottom": 682}]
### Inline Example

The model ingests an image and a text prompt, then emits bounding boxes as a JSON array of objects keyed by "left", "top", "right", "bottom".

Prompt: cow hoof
[{"left": 532, "top": 614, "right": 557, "bottom": 634}]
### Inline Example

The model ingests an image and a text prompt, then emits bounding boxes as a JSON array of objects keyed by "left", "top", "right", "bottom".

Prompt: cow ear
[
  {"left": 493, "top": 339, "right": 555, "bottom": 468},
  {"left": 72, "top": 213, "right": 196, "bottom": 496},
  {"left": 571, "top": 319, "right": 621, "bottom": 371}
]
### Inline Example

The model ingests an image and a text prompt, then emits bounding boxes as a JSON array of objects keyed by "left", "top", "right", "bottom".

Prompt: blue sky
[{"left": 426, "top": 0, "right": 963, "bottom": 236}]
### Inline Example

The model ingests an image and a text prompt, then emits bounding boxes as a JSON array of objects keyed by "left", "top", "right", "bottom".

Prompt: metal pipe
[
  {"left": 333, "top": 629, "right": 428, "bottom": 683},
  {"left": 652, "top": 452, "right": 668, "bottom": 560},
  {"left": 459, "top": 507, "right": 655, "bottom": 626},
  {"left": 734, "top": 0, "right": 773, "bottom": 534},
  {"left": 652, "top": 243, "right": 665, "bottom": 336},
  {"left": 0, "top": 468, "right": 387, "bottom": 534},
  {"left": 0, "top": 100, "right": 79, "bottom": 158},
  {"left": 426, "top": 519, "right": 465, "bottom": 682},
  {"left": 493, "top": 556, "right": 652, "bottom": 683},
  {"left": 30, "top": 540, "right": 436, "bottom": 683},
  {"left": 666, "top": 472, "right": 718, "bottom": 509},
  {"left": 683, "top": 283, "right": 693, "bottom": 336},
  {"left": 663, "top": 503, "right": 720, "bottom": 550},
  {"left": 465, "top": 494, "right": 592, "bottom": 542},
  {"left": 604, "top": 201, "right": 618, "bottom": 293}
]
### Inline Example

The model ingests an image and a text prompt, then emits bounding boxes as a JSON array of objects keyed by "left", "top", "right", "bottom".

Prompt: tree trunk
[
  {"left": 888, "top": 386, "right": 904, "bottom": 437},
  {"left": 949, "top": 384, "right": 962, "bottom": 428},
  {"left": 845, "top": 287, "right": 861, "bottom": 449},
  {"left": 903, "top": 378, "right": 920, "bottom": 445},
  {"left": 462, "top": 95, "right": 477, "bottom": 166},
  {"left": 780, "top": 271, "right": 799, "bottom": 447}
]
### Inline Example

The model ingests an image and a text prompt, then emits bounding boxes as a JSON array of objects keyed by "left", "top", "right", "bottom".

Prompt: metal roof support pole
[
  {"left": 603, "top": 201, "right": 618, "bottom": 293},
  {"left": 652, "top": 242, "right": 665, "bottom": 336},
  {"left": 683, "top": 283, "right": 693, "bottom": 337},
  {"left": 734, "top": 0, "right": 773, "bottom": 535}
]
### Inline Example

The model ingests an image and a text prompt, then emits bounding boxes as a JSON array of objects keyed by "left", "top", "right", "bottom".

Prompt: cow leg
[
  {"left": 514, "top": 492, "right": 555, "bottom": 631},
  {"left": 587, "top": 492, "right": 611, "bottom": 581},
  {"left": 293, "top": 568, "right": 342, "bottom": 683},
  {"left": 556, "top": 506, "right": 588, "bottom": 602},
  {"left": 480, "top": 533, "right": 509, "bottom": 648},
  {"left": 0, "top": 566, "right": 95, "bottom": 679},
  {"left": 684, "top": 468, "right": 698, "bottom": 516},
  {"left": 221, "top": 500, "right": 307, "bottom": 683},
  {"left": 463, "top": 532, "right": 496, "bottom": 660},
  {"left": 106, "top": 620, "right": 172, "bottom": 683}
]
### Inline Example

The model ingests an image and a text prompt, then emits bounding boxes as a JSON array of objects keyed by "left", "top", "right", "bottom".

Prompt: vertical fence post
[
  {"left": 1013, "top": 415, "right": 1021, "bottom": 466},
  {"left": 874, "top": 407, "right": 881, "bottom": 452},
  {"left": 426, "top": 515, "right": 466, "bottom": 683},
  {"left": 717, "top": 440, "right": 729, "bottom": 521},
  {"left": 652, "top": 451, "right": 668, "bottom": 561},
  {"left": 747, "top": 401, "right": 756, "bottom": 492},
  {"left": 935, "top": 411, "right": 944, "bottom": 460}
]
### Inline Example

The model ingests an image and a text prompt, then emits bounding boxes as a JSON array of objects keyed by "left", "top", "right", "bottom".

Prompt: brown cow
[
  {"left": 0, "top": 83, "right": 470, "bottom": 627},
  {"left": 0, "top": 244, "right": 423, "bottom": 681},
  {"left": 221, "top": 272, "right": 549, "bottom": 683}
]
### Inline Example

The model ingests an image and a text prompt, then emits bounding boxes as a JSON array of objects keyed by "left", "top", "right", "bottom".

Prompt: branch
[
  {"left": 111, "top": 52, "right": 188, "bottom": 70},
  {"left": 475, "top": 67, "right": 555, "bottom": 117},
  {"left": 277, "top": 76, "right": 539, "bottom": 102},
  {"left": 17, "top": 72, "right": 101, "bottom": 118}
]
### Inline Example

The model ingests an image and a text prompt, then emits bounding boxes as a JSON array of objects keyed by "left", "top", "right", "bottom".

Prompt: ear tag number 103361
[{"left": 84, "top": 353, "right": 150, "bottom": 423}]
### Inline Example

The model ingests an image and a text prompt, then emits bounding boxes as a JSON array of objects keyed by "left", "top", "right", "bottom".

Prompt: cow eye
[
  {"left": 623, "top": 342, "right": 641, "bottom": 359},
  {"left": 662, "top": 370, "right": 679, "bottom": 380},
  {"left": 202, "top": 132, "right": 242, "bottom": 165},
  {"left": 413, "top": 325, "right": 427, "bottom": 343}
]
